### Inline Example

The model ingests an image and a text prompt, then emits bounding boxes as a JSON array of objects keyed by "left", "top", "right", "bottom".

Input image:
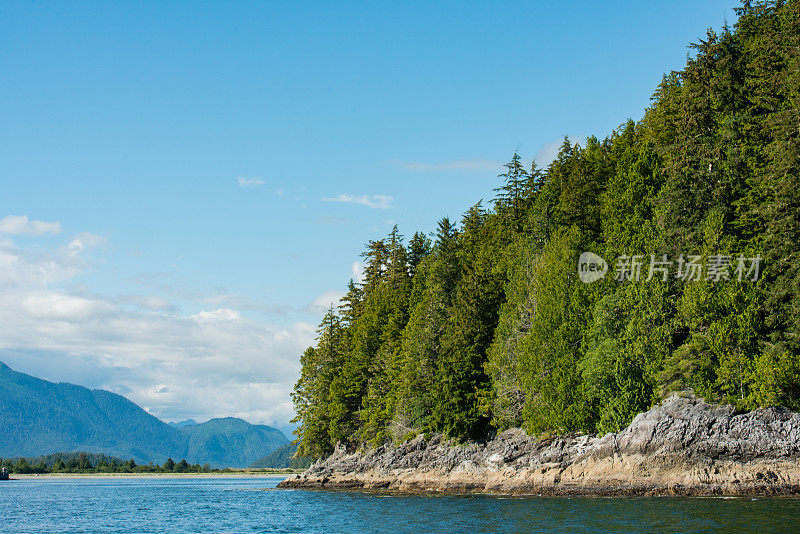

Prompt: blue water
[{"left": 2, "top": 476, "right": 799, "bottom": 533}]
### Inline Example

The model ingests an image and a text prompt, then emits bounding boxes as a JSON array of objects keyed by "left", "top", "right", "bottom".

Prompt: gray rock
[{"left": 281, "top": 394, "right": 800, "bottom": 495}]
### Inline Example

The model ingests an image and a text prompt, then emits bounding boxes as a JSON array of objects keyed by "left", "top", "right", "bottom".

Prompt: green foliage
[
  {"left": 485, "top": 238, "right": 540, "bottom": 429},
  {"left": 1, "top": 451, "right": 214, "bottom": 474},
  {"left": 516, "top": 227, "right": 593, "bottom": 434},
  {"left": 292, "top": 312, "right": 344, "bottom": 457},
  {"left": 291, "top": 1, "right": 800, "bottom": 456}
]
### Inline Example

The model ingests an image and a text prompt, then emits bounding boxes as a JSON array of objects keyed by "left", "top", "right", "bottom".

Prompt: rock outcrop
[{"left": 278, "top": 394, "right": 800, "bottom": 495}]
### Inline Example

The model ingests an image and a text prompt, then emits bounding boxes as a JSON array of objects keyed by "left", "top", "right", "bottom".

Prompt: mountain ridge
[
  {"left": 0, "top": 362, "right": 288, "bottom": 467},
  {"left": 168, "top": 419, "right": 199, "bottom": 429}
]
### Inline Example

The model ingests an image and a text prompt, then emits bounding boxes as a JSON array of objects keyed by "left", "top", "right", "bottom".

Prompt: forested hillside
[
  {"left": 249, "top": 443, "right": 313, "bottom": 469},
  {"left": 0, "top": 361, "right": 182, "bottom": 461},
  {"left": 292, "top": 1, "right": 800, "bottom": 458},
  {"left": 0, "top": 362, "right": 288, "bottom": 466},
  {"left": 180, "top": 417, "right": 289, "bottom": 468}
]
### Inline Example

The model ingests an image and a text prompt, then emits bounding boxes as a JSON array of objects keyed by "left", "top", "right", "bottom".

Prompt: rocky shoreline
[{"left": 278, "top": 394, "right": 800, "bottom": 496}]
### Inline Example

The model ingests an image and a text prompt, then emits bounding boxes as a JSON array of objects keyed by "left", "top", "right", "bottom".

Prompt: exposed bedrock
[{"left": 279, "top": 394, "right": 800, "bottom": 496}]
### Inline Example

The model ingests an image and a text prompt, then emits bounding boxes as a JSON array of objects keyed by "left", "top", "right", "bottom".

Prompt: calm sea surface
[{"left": 2, "top": 476, "right": 799, "bottom": 533}]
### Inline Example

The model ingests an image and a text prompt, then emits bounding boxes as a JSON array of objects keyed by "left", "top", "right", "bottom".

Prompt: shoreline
[
  {"left": 278, "top": 478, "right": 800, "bottom": 498},
  {"left": 11, "top": 470, "right": 300, "bottom": 479},
  {"left": 278, "top": 394, "right": 800, "bottom": 497},
  {"left": 279, "top": 459, "right": 800, "bottom": 497}
]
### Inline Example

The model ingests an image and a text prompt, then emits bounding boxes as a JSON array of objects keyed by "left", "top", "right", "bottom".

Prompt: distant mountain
[
  {"left": 0, "top": 362, "right": 182, "bottom": 462},
  {"left": 0, "top": 362, "right": 288, "bottom": 467},
  {"left": 249, "top": 442, "right": 312, "bottom": 469},
  {"left": 181, "top": 417, "right": 289, "bottom": 468},
  {"left": 168, "top": 419, "right": 198, "bottom": 429}
]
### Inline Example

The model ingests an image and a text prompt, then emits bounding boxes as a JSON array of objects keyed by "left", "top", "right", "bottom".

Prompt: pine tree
[
  {"left": 407, "top": 231, "right": 432, "bottom": 278},
  {"left": 292, "top": 309, "right": 344, "bottom": 456},
  {"left": 361, "top": 239, "right": 389, "bottom": 291},
  {"left": 494, "top": 153, "right": 533, "bottom": 232}
]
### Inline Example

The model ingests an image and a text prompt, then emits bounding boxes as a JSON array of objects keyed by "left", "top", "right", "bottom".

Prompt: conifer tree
[{"left": 290, "top": 1, "right": 800, "bottom": 457}]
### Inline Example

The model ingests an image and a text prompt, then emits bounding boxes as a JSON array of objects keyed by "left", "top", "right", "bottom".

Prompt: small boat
[{"left": 0, "top": 467, "right": 9, "bottom": 480}]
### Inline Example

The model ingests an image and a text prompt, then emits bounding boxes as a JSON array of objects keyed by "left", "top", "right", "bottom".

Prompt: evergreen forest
[{"left": 292, "top": 1, "right": 800, "bottom": 458}]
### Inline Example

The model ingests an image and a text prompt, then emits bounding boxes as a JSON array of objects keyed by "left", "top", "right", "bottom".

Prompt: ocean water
[{"left": 2, "top": 476, "right": 799, "bottom": 533}]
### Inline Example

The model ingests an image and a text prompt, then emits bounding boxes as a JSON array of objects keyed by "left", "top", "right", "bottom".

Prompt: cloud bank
[
  {"left": 0, "top": 217, "right": 314, "bottom": 427},
  {"left": 0, "top": 215, "right": 61, "bottom": 235},
  {"left": 307, "top": 289, "right": 345, "bottom": 314}
]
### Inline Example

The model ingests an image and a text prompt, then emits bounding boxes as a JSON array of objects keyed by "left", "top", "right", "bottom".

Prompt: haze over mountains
[{"left": 0, "top": 362, "right": 288, "bottom": 467}]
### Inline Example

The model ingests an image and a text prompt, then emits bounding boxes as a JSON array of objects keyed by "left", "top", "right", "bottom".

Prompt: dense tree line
[
  {"left": 1, "top": 452, "right": 213, "bottom": 474},
  {"left": 292, "top": 1, "right": 800, "bottom": 458}
]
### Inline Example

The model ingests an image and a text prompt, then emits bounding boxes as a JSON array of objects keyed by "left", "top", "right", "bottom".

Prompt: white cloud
[
  {"left": 128, "top": 276, "right": 290, "bottom": 315},
  {"left": 0, "top": 215, "right": 61, "bottom": 235},
  {"left": 117, "top": 294, "right": 173, "bottom": 311},
  {"left": 308, "top": 290, "right": 345, "bottom": 314},
  {"left": 22, "top": 293, "right": 116, "bottom": 320},
  {"left": 0, "top": 245, "right": 83, "bottom": 288},
  {"left": 66, "top": 232, "right": 106, "bottom": 255},
  {"left": 237, "top": 177, "right": 265, "bottom": 187},
  {"left": 350, "top": 260, "right": 365, "bottom": 284},
  {"left": 0, "top": 231, "right": 315, "bottom": 427},
  {"left": 322, "top": 194, "right": 394, "bottom": 209},
  {"left": 391, "top": 159, "right": 499, "bottom": 172},
  {"left": 535, "top": 140, "right": 563, "bottom": 167},
  {"left": 191, "top": 308, "right": 240, "bottom": 322}
]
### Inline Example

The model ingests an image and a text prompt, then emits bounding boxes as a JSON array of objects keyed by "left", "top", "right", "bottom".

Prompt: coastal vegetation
[
  {"left": 1, "top": 452, "right": 213, "bottom": 475},
  {"left": 292, "top": 0, "right": 800, "bottom": 458},
  {"left": 1, "top": 451, "right": 304, "bottom": 475}
]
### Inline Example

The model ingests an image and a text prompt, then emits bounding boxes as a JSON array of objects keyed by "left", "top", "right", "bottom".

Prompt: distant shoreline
[{"left": 13, "top": 470, "right": 301, "bottom": 479}]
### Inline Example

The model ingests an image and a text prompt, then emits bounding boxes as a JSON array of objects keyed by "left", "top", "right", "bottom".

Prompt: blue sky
[{"left": 0, "top": 0, "right": 735, "bottom": 431}]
